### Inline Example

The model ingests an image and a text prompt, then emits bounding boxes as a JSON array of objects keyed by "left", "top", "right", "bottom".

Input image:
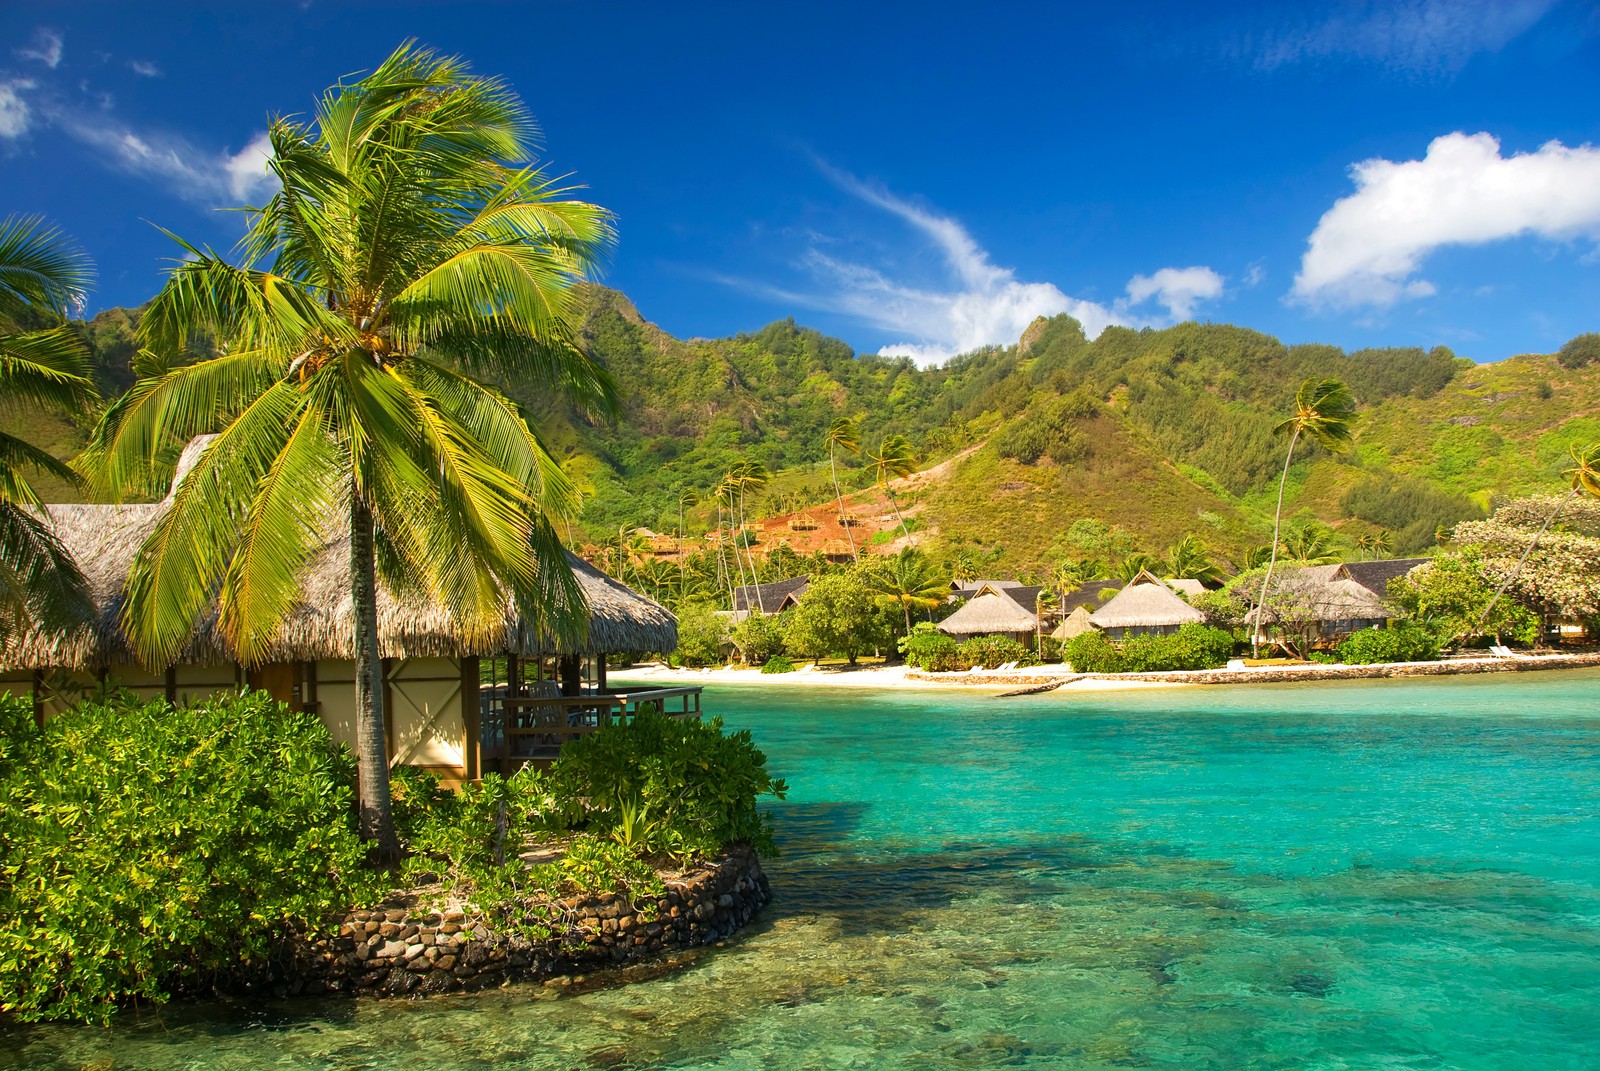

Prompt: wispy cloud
[
  {"left": 129, "top": 60, "right": 162, "bottom": 78},
  {"left": 1293, "top": 131, "right": 1600, "bottom": 309},
  {"left": 0, "top": 79, "right": 35, "bottom": 139},
  {"left": 15, "top": 28, "right": 63, "bottom": 70},
  {"left": 1242, "top": 0, "right": 1556, "bottom": 75},
  {"left": 737, "top": 164, "right": 1227, "bottom": 366},
  {"left": 53, "top": 112, "right": 277, "bottom": 205}
]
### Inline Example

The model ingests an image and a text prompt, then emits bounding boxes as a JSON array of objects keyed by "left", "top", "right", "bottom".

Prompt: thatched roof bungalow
[
  {"left": 1246, "top": 559, "right": 1419, "bottom": 648},
  {"left": 1087, "top": 570, "right": 1204, "bottom": 639},
  {"left": 0, "top": 438, "right": 677, "bottom": 783},
  {"left": 937, "top": 591, "right": 1040, "bottom": 644}
]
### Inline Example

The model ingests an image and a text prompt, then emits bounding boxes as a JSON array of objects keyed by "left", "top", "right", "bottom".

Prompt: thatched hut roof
[
  {"left": 1088, "top": 571, "right": 1204, "bottom": 630},
  {"left": 3, "top": 441, "right": 676, "bottom": 672},
  {"left": 938, "top": 591, "right": 1038, "bottom": 637},
  {"left": 1050, "top": 605, "right": 1096, "bottom": 640},
  {"left": 1337, "top": 558, "right": 1428, "bottom": 598}
]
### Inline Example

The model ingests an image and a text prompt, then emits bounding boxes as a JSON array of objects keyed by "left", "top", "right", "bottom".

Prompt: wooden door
[{"left": 247, "top": 662, "right": 301, "bottom": 706}]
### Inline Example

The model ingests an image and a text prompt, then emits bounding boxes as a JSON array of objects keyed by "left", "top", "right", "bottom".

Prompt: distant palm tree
[
  {"left": 0, "top": 216, "right": 98, "bottom": 638},
  {"left": 675, "top": 487, "right": 698, "bottom": 604},
  {"left": 1280, "top": 522, "right": 1339, "bottom": 564},
  {"left": 949, "top": 550, "right": 982, "bottom": 585},
  {"left": 80, "top": 46, "right": 614, "bottom": 863},
  {"left": 1035, "top": 588, "right": 1059, "bottom": 653},
  {"left": 1477, "top": 441, "right": 1600, "bottom": 635},
  {"left": 825, "top": 417, "right": 862, "bottom": 563},
  {"left": 869, "top": 433, "right": 918, "bottom": 540},
  {"left": 1114, "top": 553, "right": 1157, "bottom": 582},
  {"left": 1371, "top": 528, "right": 1392, "bottom": 559},
  {"left": 1164, "top": 535, "right": 1222, "bottom": 585},
  {"left": 1353, "top": 533, "right": 1375, "bottom": 561},
  {"left": 865, "top": 547, "right": 947, "bottom": 637},
  {"left": 1253, "top": 378, "right": 1356, "bottom": 656}
]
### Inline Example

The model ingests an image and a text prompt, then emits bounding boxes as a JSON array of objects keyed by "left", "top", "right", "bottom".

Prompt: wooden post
[
  {"left": 597, "top": 653, "right": 608, "bottom": 694},
  {"left": 381, "top": 657, "right": 395, "bottom": 769},
  {"left": 163, "top": 666, "right": 177, "bottom": 705},
  {"left": 461, "top": 656, "right": 480, "bottom": 782},
  {"left": 559, "top": 654, "right": 581, "bottom": 698}
]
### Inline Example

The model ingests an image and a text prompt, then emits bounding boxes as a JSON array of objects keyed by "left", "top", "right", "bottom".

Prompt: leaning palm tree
[
  {"left": 1476, "top": 441, "right": 1600, "bottom": 634},
  {"left": 1164, "top": 535, "right": 1222, "bottom": 586},
  {"left": 79, "top": 45, "right": 615, "bottom": 864},
  {"left": 825, "top": 417, "right": 861, "bottom": 562},
  {"left": 869, "top": 433, "right": 917, "bottom": 540},
  {"left": 865, "top": 547, "right": 947, "bottom": 638},
  {"left": 0, "top": 216, "right": 98, "bottom": 638},
  {"left": 1252, "top": 378, "right": 1356, "bottom": 656}
]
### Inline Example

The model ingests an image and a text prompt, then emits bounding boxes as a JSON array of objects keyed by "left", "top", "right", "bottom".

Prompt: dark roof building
[
  {"left": 1336, "top": 558, "right": 1429, "bottom": 599},
  {"left": 732, "top": 575, "right": 811, "bottom": 614}
]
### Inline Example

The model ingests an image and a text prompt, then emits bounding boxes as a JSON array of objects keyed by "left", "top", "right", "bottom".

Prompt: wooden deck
[{"left": 478, "top": 685, "right": 703, "bottom": 775}]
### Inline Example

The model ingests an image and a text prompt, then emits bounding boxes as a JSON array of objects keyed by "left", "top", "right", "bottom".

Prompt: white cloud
[
  {"left": 129, "top": 60, "right": 162, "bottom": 78},
  {"left": 1293, "top": 132, "right": 1600, "bottom": 308},
  {"left": 1125, "top": 266, "right": 1225, "bottom": 320},
  {"left": 16, "top": 29, "right": 64, "bottom": 70},
  {"left": 0, "top": 79, "right": 35, "bottom": 139},
  {"left": 1253, "top": 0, "right": 1555, "bottom": 74},
  {"left": 53, "top": 111, "right": 279, "bottom": 206},
  {"left": 763, "top": 166, "right": 1225, "bottom": 366},
  {"left": 1243, "top": 260, "right": 1266, "bottom": 287}
]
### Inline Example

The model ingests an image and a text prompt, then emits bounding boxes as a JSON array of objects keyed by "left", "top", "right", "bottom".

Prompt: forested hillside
[{"left": 14, "top": 287, "right": 1598, "bottom": 577}]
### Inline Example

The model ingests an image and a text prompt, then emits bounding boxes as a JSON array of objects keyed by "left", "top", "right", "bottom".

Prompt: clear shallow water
[{"left": 8, "top": 670, "right": 1600, "bottom": 1070}]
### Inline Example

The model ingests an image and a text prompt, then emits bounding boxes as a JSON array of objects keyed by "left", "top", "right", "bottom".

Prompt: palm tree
[
  {"left": 1253, "top": 378, "right": 1356, "bottom": 656},
  {"left": 675, "top": 486, "right": 698, "bottom": 605},
  {"left": 825, "top": 417, "right": 861, "bottom": 562},
  {"left": 865, "top": 547, "right": 947, "bottom": 638},
  {"left": 1280, "top": 522, "right": 1339, "bottom": 564},
  {"left": 1476, "top": 441, "right": 1600, "bottom": 635},
  {"left": 0, "top": 216, "right": 98, "bottom": 638},
  {"left": 1114, "top": 553, "right": 1157, "bottom": 582},
  {"left": 1034, "top": 588, "right": 1059, "bottom": 653},
  {"left": 1164, "top": 535, "right": 1222, "bottom": 585},
  {"left": 1353, "top": 532, "right": 1375, "bottom": 561},
  {"left": 79, "top": 45, "right": 615, "bottom": 864},
  {"left": 869, "top": 433, "right": 917, "bottom": 540},
  {"left": 1371, "top": 528, "right": 1392, "bottom": 559}
]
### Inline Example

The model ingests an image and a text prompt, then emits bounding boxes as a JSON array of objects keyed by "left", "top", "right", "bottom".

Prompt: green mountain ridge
[{"left": 13, "top": 287, "right": 1599, "bottom": 578}]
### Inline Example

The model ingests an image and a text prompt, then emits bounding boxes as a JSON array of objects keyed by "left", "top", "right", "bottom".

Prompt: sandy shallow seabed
[{"left": 620, "top": 663, "right": 1190, "bottom": 692}]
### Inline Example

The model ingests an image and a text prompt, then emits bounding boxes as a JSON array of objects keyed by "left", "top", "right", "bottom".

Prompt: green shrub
[
  {"left": 760, "top": 655, "right": 796, "bottom": 674},
  {"left": 547, "top": 710, "right": 787, "bottom": 862},
  {"left": 1121, "top": 624, "right": 1235, "bottom": 672},
  {"left": 1337, "top": 622, "right": 1442, "bottom": 665},
  {"left": 1064, "top": 631, "right": 1126, "bottom": 673},
  {"left": 899, "top": 622, "right": 961, "bottom": 671},
  {"left": 675, "top": 601, "right": 728, "bottom": 666},
  {"left": 954, "top": 634, "right": 1032, "bottom": 669},
  {"left": 730, "top": 612, "right": 785, "bottom": 665},
  {"left": 0, "top": 690, "right": 381, "bottom": 1023}
]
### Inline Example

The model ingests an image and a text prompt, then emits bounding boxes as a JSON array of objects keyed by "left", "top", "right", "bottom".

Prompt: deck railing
[{"left": 478, "top": 685, "right": 703, "bottom": 776}]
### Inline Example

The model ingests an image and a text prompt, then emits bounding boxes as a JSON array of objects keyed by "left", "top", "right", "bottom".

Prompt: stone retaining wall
[
  {"left": 233, "top": 846, "right": 768, "bottom": 1000},
  {"left": 907, "top": 652, "right": 1600, "bottom": 690}
]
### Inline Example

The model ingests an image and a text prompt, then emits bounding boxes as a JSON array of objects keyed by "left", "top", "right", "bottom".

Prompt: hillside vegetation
[{"left": 11, "top": 288, "right": 1596, "bottom": 577}]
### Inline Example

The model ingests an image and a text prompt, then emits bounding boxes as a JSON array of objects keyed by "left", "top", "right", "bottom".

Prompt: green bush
[
  {"left": 1121, "top": 624, "right": 1235, "bottom": 672},
  {"left": 899, "top": 622, "right": 961, "bottom": 671},
  {"left": 760, "top": 655, "right": 796, "bottom": 674},
  {"left": 675, "top": 601, "right": 728, "bottom": 666},
  {"left": 954, "top": 634, "right": 1032, "bottom": 669},
  {"left": 0, "top": 690, "right": 381, "bottom": 1023},
  {"left": 546, "top": 710, "right": 787, "bottom": 862},
  {"left": 1064, "top": 631, "right": 1126, "bottom": 673},
  {"left": 1064, "top": 624, "right": 1234, "bottom": 673},
  {"left": 1337, "top": 622, "right": 1441, "bottom": 665},
  {"left": 730, "top": 612, "right": 786, "bottom": 665}
]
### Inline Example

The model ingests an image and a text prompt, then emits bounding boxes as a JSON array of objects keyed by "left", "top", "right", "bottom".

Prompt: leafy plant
[
  {"left": 954, "top": 634, "right": 1032, "bottom": 669},
  {"left": 547, "top": 710, "right": 787, "bottom": 862},
  {"left": 1337, "top": 621, "right": 1441, "bottom": 664},
  {"left": 1064, "top": 631, "right": 1126, "bottom": 673},
  {"left": 759, "top": 654, "right": 797, "bottom": 674},
  {"left": 0, "top": 690, "right": 382, "bottom": 1023},
  {"left": 899, "top": 622, "right": 961, "bottom": 671}
]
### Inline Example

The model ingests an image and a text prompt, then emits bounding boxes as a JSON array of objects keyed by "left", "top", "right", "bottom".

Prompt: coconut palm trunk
[
  {"left": 1253, "top": 426, "right": 1300, "bottom": 658},
  {"left": 349, "top": 494, "right": 400, "bottom": 864},
  {"left": 830, "top": 445, "right": 858, "bottom": 562}
]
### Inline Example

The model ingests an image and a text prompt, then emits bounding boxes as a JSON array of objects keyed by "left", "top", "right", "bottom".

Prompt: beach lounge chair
[
  {"left": 1489, "top": 645, "right": 1525, "bottom": 659},
  {"left": 996, "top": 661, "right": 1018, "bottom": 672}
]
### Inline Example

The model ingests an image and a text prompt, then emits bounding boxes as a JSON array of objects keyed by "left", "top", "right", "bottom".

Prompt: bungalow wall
[{"left": 1, "top": 655, "right": 480, "bottom": 783}]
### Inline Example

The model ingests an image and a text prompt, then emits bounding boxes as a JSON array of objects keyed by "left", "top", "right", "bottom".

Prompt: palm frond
[
  {"left": 0, "top": 216, "right": 94, "bottom": 325},
  {"left": 0, "top": 500, "right": 92, "bottom": 638}
]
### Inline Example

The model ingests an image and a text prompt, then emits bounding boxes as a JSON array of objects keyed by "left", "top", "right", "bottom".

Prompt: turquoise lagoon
[{"left": 8, "top": 670, "right": 1600, "bottom": 1070}]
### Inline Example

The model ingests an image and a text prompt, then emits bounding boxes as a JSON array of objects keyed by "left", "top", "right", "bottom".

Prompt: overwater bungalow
[
  {"left": 1087, "top": 570, "right": 1205, "bottom": 639},
  {"left": 0, "top": 438, "right": 686, "bottom": 783}
]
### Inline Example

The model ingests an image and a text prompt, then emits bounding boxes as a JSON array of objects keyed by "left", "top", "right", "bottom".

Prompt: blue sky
[{"left": 2, "top": 1, "right": 1597, "bottom": 365}]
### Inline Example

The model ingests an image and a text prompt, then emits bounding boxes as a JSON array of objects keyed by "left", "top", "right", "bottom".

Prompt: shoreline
[{"left": 619, "top": 652, "right": 1600, "bottom": 693}]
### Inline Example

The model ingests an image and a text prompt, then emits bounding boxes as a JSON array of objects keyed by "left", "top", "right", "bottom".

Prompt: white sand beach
[{"left": 617, "top": 663, "right": 1193, "bottom": 692}]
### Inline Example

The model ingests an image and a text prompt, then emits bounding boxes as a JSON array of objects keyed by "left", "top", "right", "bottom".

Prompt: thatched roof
[
  {"left": 733, "top": 575, "right": 809, "bottom": 613},
  {"left": 938, "top": 591, "right": 1038, "bottom": 637},
  {"left": 1338, "top": 558, "right": 1428, "bottom": 598},
  {"left": 1088, "top": 572, "right": 1204, "bottom": 629},
  {"left": 3, "top": 441, "right": 676, "bottom": 672},
  {"left": 1050, "top": 605, "right": 1096, "bottom": 639}
]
